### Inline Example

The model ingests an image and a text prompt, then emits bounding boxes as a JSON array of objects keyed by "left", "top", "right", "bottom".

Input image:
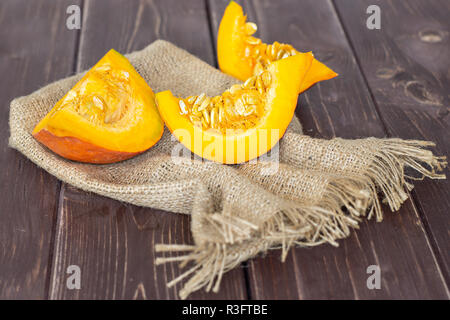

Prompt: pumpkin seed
[
  {"left": 256, "top": 77, "right": 264, "bottom": 95},
  {"left": 265, "top": 44, "right": 272, "bottom": 57},
  {"left": 244, "top": 46, "right": 251, "bottom": 57},
  {"left": 243, "top": 76, "right": 256, "bottom": 88},
  {"left": 92, "top": 96, "right": 105, "bottom": 110},
  {"left": 193, "top": 93, "right": 206, "bottom": 108},
  {"left": 235, "top": 98, "right": 246, "bottom": 116},
  {"left": 252, "top": 47, "right": 261, "bottom": 58},
  {"left": 276, "top": 49, "right": 286, "bottom": 60},
  {"left": 210, "top": 107, "right": 217, "bottom": 128},
  {"left": 218, "top": 106, "right": 224, "bottom": 123},
  {"left": 229, "top": 84, "right": 242, "bottom": 95},
  {"left": 202, "top": 109, "right": 210, "bottom": 124},
  {"left": 270, "top": 45, "right": 277, "bottom": 59},
  {"left": 244, "top": 22, "right": 257, "bottom": 35},
  {"left": 182, "top": 71, "right": 270, "bottom": 130},
  {"left": 201, "top": 117, "right": 208, "bottom": 128},
  {"left": 197, "top": 97, "right": 211, "bottom": 112},
  {"left": 244, "top": 104, "right": 256, "bottom": 116},
  {"left": 243, "top": 92, "right": 260, "bottom": 105},
  {"left": 187, "top": 96, "right": 196, "bottom": 104},
  {"left": 254, "top": 61, "right": 264, "bottom": 75},
  {"left": 246, "top": 36, "right": 262, "bottom": 45},
  {"left": 179, "top": 100, "right": 188, "bottom": 114},
  {"left": 261, "top": 71, "right": 272, "bottom": 87}
]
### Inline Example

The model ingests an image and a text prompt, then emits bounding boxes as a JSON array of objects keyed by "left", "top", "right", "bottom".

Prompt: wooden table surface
[{"left": 1, "top": 0, "right": 449, "bottom": 300}]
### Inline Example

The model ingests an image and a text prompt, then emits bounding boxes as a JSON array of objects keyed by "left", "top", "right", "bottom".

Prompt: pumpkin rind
[{"left": 34, "top": 129, "right": 143, "bottom": 164}]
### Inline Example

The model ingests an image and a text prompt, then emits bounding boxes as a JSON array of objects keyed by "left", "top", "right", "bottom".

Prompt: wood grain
[
  {"left": 0, "top": 0, "right": 80, "bottom": 299},
  {"left": 2, "top": 0, "right": 448, "bottom": 300},
  {"left": 48, "top": 0, "right": 247, "bottom": 300},
  {"left": 208, "top": 0, "right": 449, "bottom": 299},
  {"left": 333, "top": 0, "right": 449, "bottom": 282}
]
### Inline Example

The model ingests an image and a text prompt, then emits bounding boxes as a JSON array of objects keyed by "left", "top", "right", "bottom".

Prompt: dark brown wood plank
[
  {"left": 0, "top": 0, "right": 80, "bottom": 298},
  {"left": 333, "top": 0, "right": 449, "bottom": 282},
  {"left": 49, "top": 0, "right": 247, "bottom": 300},
  {"left": 208, "top": 0, "right": 448, "bottom": 299}
]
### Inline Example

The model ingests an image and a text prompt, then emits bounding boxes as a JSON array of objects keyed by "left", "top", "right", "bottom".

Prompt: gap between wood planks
[
  {"left": 330, "top": 0, "right": 449, "bottom": 289},
  {"left": 42, "top": 0, "right": 448, "bottom": 299},
  {"left": 45, "top": 0, "right": 249, "bottom": 300},
  {"left": 203, "top": 0, "right": 254, "bottom": 300},
  {"left": 45, "top": 0, "right": 85, "bottom": 299},
  {"left": 206, "top": 0, "right": 448, "bottom": 299}
]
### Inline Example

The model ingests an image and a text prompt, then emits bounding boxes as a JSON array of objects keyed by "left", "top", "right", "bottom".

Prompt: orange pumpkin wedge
[
  {"left": 33, "top": 49, "right": 164, "bottom": 164},
  {"left": 156, "top": 53, "right": 313, "bottom": 164},
  {"left": 218, "top": 1, "right": 338, "bottom": 93}
]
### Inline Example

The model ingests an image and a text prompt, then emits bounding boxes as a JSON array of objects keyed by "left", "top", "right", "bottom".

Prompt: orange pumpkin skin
[
  {"left": 34, "top": 129, "right": 144, "bottom": 164},
  {"left": 217, "top": 1, "right": 337, "bottom": 93},
  {"left": 33, "top": 49, "right": 164, "bottom": 164}
]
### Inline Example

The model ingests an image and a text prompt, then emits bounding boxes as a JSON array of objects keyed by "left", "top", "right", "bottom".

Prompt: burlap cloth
[{"left": 9, "top": 40, "right": 447, "bottom": 299}]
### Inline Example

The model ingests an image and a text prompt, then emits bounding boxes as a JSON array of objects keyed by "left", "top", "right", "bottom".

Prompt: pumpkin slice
[
  {"left": 33, "top": 49, "right": 164, "bottom": 164},
  {"left": 156, "top": 53, "right": 313, "bottom": 164},
  {"left": 218, "top": 1, "right": 338, "bottom": 93}
]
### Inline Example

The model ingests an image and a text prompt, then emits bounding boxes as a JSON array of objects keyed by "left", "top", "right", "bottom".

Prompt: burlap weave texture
[{"left": 9, "top": 40, "right": 446, "bottom": 299}]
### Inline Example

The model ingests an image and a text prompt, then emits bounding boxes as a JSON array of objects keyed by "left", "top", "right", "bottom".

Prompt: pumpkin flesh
[
  {"left": 218, "top": 1, "right": 338, "bottom": 93},
  {"left": 33, "top": 49, "right": 164, "bottom": 164},
  {"left": 156, "top": 53, "right": 313, "bottom": 164}
]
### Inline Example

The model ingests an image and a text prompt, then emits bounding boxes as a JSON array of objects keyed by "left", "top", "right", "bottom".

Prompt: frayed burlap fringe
[
  {"left": 8, "top": 40, "right": 446, "bottom": 300},
  {"left": 155, "top": 137, "right": 447, "bottom": 299},
  {"left": 156, "top": 138, "right": 446, "bottom": 299}
]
